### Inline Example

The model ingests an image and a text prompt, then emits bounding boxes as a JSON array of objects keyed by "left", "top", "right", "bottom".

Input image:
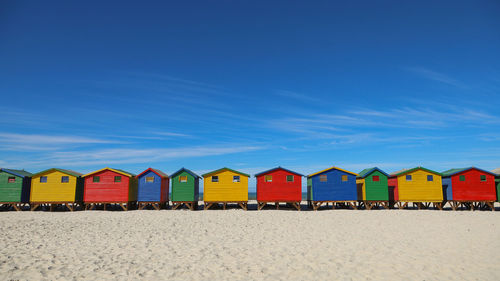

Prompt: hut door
[
  {"left": 356, "top": 183, "right": 363, "bottom": 201},
  {"left": 388, "top": 186, "right": 395, "bottom": 202}
]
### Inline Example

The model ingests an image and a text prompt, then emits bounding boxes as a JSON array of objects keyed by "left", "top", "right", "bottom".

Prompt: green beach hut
[
  {"left": 170, "top": 168, "right": 201, "bottom": 210},
  {"left": 0, "top": 168, "right": 33, "bottom": 210},
  {"left": 356, "top": 167, "right": 390, "bottom": 209}
]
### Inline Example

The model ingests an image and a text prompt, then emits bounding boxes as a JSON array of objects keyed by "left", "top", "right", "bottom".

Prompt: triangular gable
[
  {"left": 170, "top": 167, "right": 201, "bottom": 179},
  {"left": 0, "top": 168, "right": 33, "bottom": 178},
  {"left": 254, "top": 167, "right": 304, "bottom": 177},
  {"left": 442, "top": 167, "right": 497, "bottom": 178},
  {"left": 390, "top": 167, "right": 441, "bottom": 177},
  {"left": 308, "top": 166, "right": 358, "bottom": 178},
  {"left": 82, "top": 167, "right": 134, "bottom": 178},
  {"left": 202, "top": 167, "right": 250, "bottom": 178},
  {"left": 32, "top": 168, "right": 82, "bottom": 178},
  {"left": 136, "top": 168, "right": 169, "bottom": 179},
  {"left": 357, "top": 167, "right": 389, "bottom": 179}
]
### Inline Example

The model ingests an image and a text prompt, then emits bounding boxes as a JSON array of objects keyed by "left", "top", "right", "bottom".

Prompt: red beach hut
[
  {"left": 441, "top": 167, "right": 496, "bottom": 210},
  {"left": 255, "top": 167, "right": 303, "bottom": 210},
  {"left": 83, "top": 167, "right": 138, "bottom": 211}
]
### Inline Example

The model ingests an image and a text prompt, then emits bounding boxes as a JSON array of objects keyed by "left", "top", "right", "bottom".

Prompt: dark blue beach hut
[
  {"left": 136, "top": 168, "right": 169, "bottom": 210},
  {"left": 307, "top": 166, "right": 359, "bottom": 210}
]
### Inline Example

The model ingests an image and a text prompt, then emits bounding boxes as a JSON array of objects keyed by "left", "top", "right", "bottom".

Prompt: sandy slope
[{"left": 1, "top": 206, "right": 499, "bottom": 280}]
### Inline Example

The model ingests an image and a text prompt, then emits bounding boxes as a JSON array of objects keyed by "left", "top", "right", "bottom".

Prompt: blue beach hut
[
  {"left": 136, "top": 168, "right": 169, "bottom": 210},
  {"left": 307, "top": 166, "right": 358, "bottom": 210}
]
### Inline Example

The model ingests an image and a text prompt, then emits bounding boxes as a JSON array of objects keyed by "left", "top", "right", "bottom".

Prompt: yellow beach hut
[
  {"left": 388, "top": 167, "right": 443, "bottom": 209},
  {"left": 30, "top": 168, "right": 84, "bottom": 211},
  {"left": 202, "top": 167, "right": 249, "bottom": 210}
]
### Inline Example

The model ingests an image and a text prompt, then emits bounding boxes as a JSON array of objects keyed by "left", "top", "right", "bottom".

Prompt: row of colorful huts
[{"left": 0, "top": 166, "right": 499, "bottom": 211}]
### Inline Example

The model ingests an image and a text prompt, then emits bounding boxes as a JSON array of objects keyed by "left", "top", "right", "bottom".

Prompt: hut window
[
  {"left": 40, "top": 176, "right": 47, "bottom": 183},
  {"left": 146, "top": 177, "right": 155, "bottom": 183},
  {"left": 93, "top": 176, "right": 100, "bottom": 183},
  {"left": 211, "top": 176, "right": 219, "bottom": 182},
  {"left": 61, "top": 176, "right": 69, "bottom": 183},
  {"left": 372, "top": 175, "right": 380, "bottom": 182},
  {"left": 320, "top": 175, "right": 327, "bottom": 182},
  {"left": 459, "top": 175, "right": 466, "bottom": 181},
  {"left": 286, "top": 175, "right": 294, "bottom": 182},
  {"left": 427, "top": 175, "right": 433, "bottom": 182},
  {"left": 8, "top": 177, "right": 16, "bottom": 183},
  {"left": 265, "top": 175, "right": 272, "bottom": 182},
  {"left": 179, "top": 176, "right": 187, "bottom": 183},
  {"left": 341, "top": 175, "right": 348, "bottom": 182},
  {"left": 406, "top": 175, "right": 412, "bottom": 181},
  {"left": 233, "top": 176, "right": 240, "bottom": 183},
  {"left": 480, "top": 175, "right": 487, "bottom": 182},
  {"left": 114, "top": 176, "right": 122, "bottom": 182}
]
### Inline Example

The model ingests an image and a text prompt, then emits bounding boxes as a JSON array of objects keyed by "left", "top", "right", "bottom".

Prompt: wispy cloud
[
  {"left": 275, "top": 90, "right": 321, "bottom": 103},
  {"left": 152, "top": 131, "right": 192, "bottom": 137},
  {"left": 8, "top": 145, "right": 265, "bottom": 168},
  {"left": 405, "top": 67, "right": 464, "bottom": 87},
  {"left": 0, "top": 133, "right": 121, "bottom": 151}
]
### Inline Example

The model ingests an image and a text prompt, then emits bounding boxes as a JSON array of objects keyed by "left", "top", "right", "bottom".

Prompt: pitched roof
[
  {"left": 357, "top": 167, "right": 389, "bottom": 179},
  {"left": 0, "top": 168, "right": 33, "bottom": 178},
  {"left": 32, "top": 168, "right": 83, "bottom": 178},
  {"left": 307, "top": 166, "right": 358, "bottom": 177},
  {"left": 82, "top": 167, "right": 134, "bottom": 178},
  {"left": 170, "top": 167, "right": 201, "bottom": 179},
  {"left": 202, "top": 167, "right": 250, "bottom": 178},
  {"left": 441, "top": 167, "right": 497, "bottom": 177},
  {"left": 254, "top": 167, "right": 304, "bottom": 177},
  {"left": 390, "top": 167, "right": 441, "bottom": 177},
  {"left": 136, "top": 168, "right": 168, "bottom": 179}
]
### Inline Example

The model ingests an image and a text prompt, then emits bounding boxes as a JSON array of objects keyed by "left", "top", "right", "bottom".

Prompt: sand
[{"left": 1, "top": 205, "right": 499, "bottom": 280}]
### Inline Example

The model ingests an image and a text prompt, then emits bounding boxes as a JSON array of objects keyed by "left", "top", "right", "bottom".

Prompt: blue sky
[{"left": 1, "top": 1, "right": 499, "bottom": 190}]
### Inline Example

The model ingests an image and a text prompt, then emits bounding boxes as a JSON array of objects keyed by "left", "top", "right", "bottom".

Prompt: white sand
[{"left": 1, "top": 205, "right": 499, "bottom": 280}]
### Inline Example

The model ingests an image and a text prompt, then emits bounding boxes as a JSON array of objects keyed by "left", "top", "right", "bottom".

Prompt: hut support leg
[
  {"left": 348, "top": 202, "right": 357, "bottom": 210},
  {"left": 312, "top": 202, "right": 323, "bottom": 211},
  {"left": 293, "top": 202, "right": 301, "bottom": 211},
  {"left": 486, "top": 202, "right": 495, "bottom": 211},
  {"left": 365, "top": 202, "right": 372, "bottom": 210},
  {"left": 153, "top": 203, "right": 160, "bottom": 211},
  {"left": 276, "top": 202, "right": 279, "bottom": 210},
  {"left": 120, "top": 203, "right": 127, "bottom": 211},
  {"left": 433, "top": 202, "right": 443, "bottom": 210},
  {"left": 12, "top": 204, "right": 20, "bottom": 211},
  {"left": 257, "top": 202, "right": 266, "bottom": 210},
  {"left": 204, "top": 203, "right": 214, "bottom": 210},
  {"left": 172, "top": 203, "right": 179, "bottom": 210},
  {"left": 66, "top": 203, "right": 74, "bottom": 212},
  {"left": 238, "top": 202, "right": 247, "bottom": 211}
]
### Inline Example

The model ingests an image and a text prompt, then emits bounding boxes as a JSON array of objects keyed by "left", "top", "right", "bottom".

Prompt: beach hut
[
  {"left": 255, "top": 167, "right": 303, "bottom": 210},
  {"left": 170, "top": 168, "right": 201, "bottom": 210},
  {"left": 388, "top": 167, "right": 443, "bottom": 209},
  {"left": 30, "top": 168, "right": 84, "bottom": 211},
  {"left": 136, "top": 168, "right": 169, "bottom": 210},
  {"left": 356, "top": 167, "right": 390, "bottom": 210},
  {"left": 441, "top": 167, "right": 496, "bottom": 211},
  {"left": 0, "top": 168, "right": 32, "bottom": 211},
  {"left": 202, "top": 167, "right": 249, "bottom": 210},
  {"left": 307, "top": 167, "right": 358, "bottom": 210},
  {"left": 83, "top": 167, "right": 137, "bottom": 211}
]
